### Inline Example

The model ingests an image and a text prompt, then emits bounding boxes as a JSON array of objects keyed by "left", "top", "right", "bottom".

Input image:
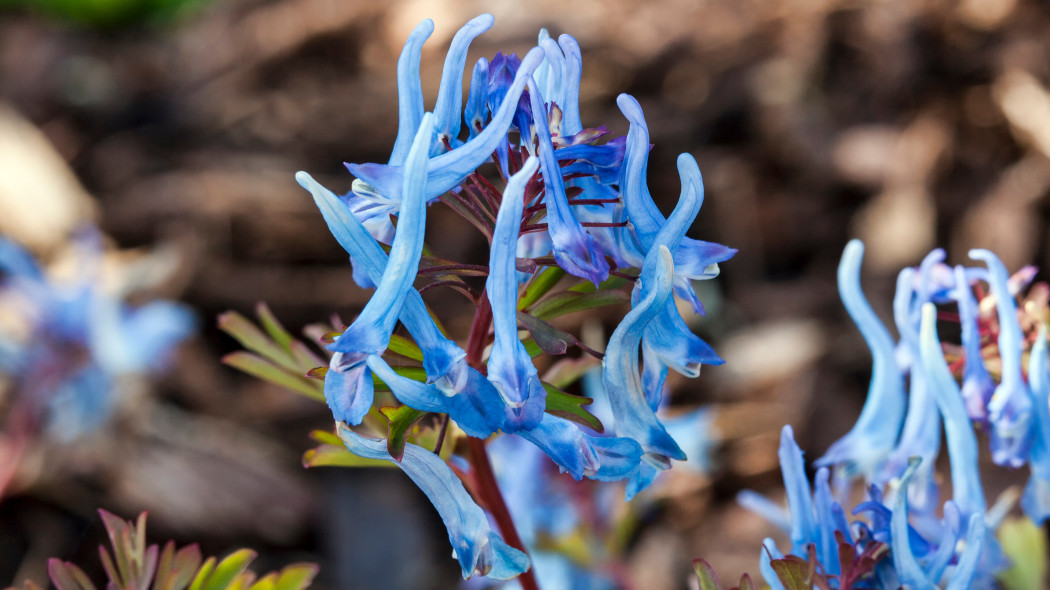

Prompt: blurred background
[{"left": 1, "top": 0, "right": 1049, "bottom": 588}]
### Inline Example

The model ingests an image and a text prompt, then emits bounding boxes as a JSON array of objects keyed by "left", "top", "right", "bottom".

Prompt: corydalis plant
[
  {"left": 5, "top": 510, "right": 317, "bottom": 590},
  {"left": 227, "top": 13, "right": 733, "bottom": 586}
]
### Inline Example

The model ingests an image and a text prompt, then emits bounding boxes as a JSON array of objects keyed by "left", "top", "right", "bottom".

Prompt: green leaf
[
  {"left": 379, "top": 406, "right": 428, "bottom": 461},
  {"left": 254, "top": 303, "right": 294, "bottom": 352},
  {"left": 217, "top": 312, "right": 299, "bottom": 373},
  {"left": 303, "top": 432, "right": 394, "bottom": 469},
  {"left": 770, "top": 549, "right": 831, "bottom": 590},
  {"left": 154, "top": 542, "right": 203, "bottom": 590},
  {"left": 737, "top": 573, "right": 754, "bottom": 590},
  {"left": 387, "top": 335, "right": 424, "bottom": 362},
  {"left": 271, "top": 564, "right": 319, "bottom": 590},
  {"left": 998, "top": 516, "right": 1048, "bottom": 590},
  {"left": 518, "top": 266, "right": 566, "bottom": 311},
  {"left": 516, "top": 312, "right": 577, "bottom": 355},
  {"left": 543, "top": 383, "right": 603, "bottom": 432},
  {"left": 188, "top": 558, "right": 215, "bottom": 590},
  {"left": 568, "top": 274, "right": 630, "bottom": 294},
  {"left": 692, "top": 559, "right": 726, "bottom": 590},
  {"left": 529, "top": 290, "right": 630, "bottom": 321},
  {"left": 222, "top": 352, "right": 324, "bottom": 402},
  {"left": 202, "top": 550, "right": 256, "bottom": 590},
  {"left": 371, "top": 366, "right": 427, "bottom": 391}
]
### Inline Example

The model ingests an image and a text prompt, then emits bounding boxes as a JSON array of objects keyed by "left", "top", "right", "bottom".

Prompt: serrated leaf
[
  {"left": 217, "top": 312, "right": 299, "bottom": 373},
  {"left": 517, "top": 312, "right": 576, "bottom": 355},
  {"left": 222, "top": 352, "right": 324, "bottom": 402},
  {"left": 254, "top": 303, "right": 294, "bottom": 352},
  {"left": 379, "top": 406, "right": 427, "bottom": 461},
  {"left": 542, "top": 383, "right": 603, "bottom": 432},
  {"left": 692, "top": 559, "right": 726, "bottom": 590},
  {"left": 529, "top": 290, "right": 630, "bottom": 321},
  {"left": 518, "top": 267, "right": 566, "bottom": 311},
  {"left": 271, "top": 564, "right": 318, "bottom": 590},
  {"left": 387, "top": 335, "right": 424, "bottom": 362}
]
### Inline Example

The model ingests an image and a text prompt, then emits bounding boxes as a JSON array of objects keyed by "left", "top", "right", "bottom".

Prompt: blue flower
[
  {"left": 0, "top": 234, "right": 194, "bottom": 440},
  {"left": 321, "top": 113, "right": 434, "bottom": 425},
  {"left": 1022, "top": 324, "right": 1050, "bottom": 523},
  {"left": 486, "top": 155, "right": 547, "bottom": 430},
  {"left": 526, "top": 77, "right": 610, "bottom": 287},
  {"left": 602, "top": 244, "right": 685, "bottom": 497},
  {"left": 953, "top": 265, "right": 996, "bottom": 422},
  {"left": 338, "top": 425, "right": 530, "bottom": 580},
  {"left": 817, "top": 240, "right": 906, "bottom": 478},
  {"left": 970, "top": 249, "right": 1034, "bottom": 467},
  {"left": 616, "top": 94, "right": 736, "bottom": 314},
  {"left": 295, "top": 172, "right": 467, "bottom": 395}
]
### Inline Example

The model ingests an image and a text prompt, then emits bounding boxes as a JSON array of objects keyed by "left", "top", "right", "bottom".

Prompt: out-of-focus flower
[{"left": 0, "top": 234, "right": 194, "bottom": 442}]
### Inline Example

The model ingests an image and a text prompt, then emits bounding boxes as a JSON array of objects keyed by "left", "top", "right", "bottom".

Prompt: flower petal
[
  {"left": 337, "top": 425, "right": 530, "bottom": 580},
  {"left": 389, "top": 19, "right": 434, "bottom": 166},
  {"left": 486, "top": 156, "right": 546, "bottom": 431},
  {"left": 432, "top": 14, "right": 495, "bottom": 151}
]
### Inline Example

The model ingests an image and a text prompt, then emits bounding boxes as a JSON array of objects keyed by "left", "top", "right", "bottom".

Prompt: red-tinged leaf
[
  {"left": 139, "top": 544, "right": 160, "bottom": 590},
  {"left": 542, "top": 383, "right": 603, "bottom": 432},
  {"left": 516, "top": 312, "right": 577, "bottom": 355},
  {"left": 154, "top": 542, "right": 202, "bottom": 590},
  {"left": 217, "top": 312, "right": 299, "bottom": 373},
  {"left": 692, "top": 559, "right": 726, "bottom": 590},
  {"left": 99, "top": 547, "right": 120, "bottom": 589},
  {"left": 515, "top": 258, "right": 538, "bottom": 274},
  {"left": 222, "top": 352, "right": 324, "bottom": 402},
  {"left": 380, "top": 406, "right": 428, "bottom": 461},
  {"left": 770, "top": 554, "right": 831, "bottom": 590},
  {"left": 289, "top": 341, "right": 324, "bottom": 371},
  {"left": 305, "top": 367, "right": 327, "bottom": 380},
  {"left": 254, "top": 303, "right": 293, "bottom": 351},
  {"left": 736, "top": 573, "right": 755, "bottom": 590},
  {"left": 318, "top": 331, "right": 340, "bottom": 344},
  {"left": 47, "top": 561, "right": 94, "bottom": 590}
]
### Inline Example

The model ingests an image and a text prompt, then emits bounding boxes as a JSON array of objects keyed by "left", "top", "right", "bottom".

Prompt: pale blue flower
[
  {"left": 486, "top": 155, "right": 547, "bottom": 430},
  {"left": 321, "top": 113, "right": 434, "bottom": 425},
  {"left": 970, "top": 248, "right": 1033, "bottom": 467},
  {"left": 338, "top": 425, "right": 530, "bottom": 580},
  {"left": 616, "top": 93, "right": 736, "bottom": 314},
  {"left": 817, "top": 240, "right": 906, "bottom": 478},
  {"left": 1022, "top": 324, "right": 1050, "bottom": 523},
  {"left": 953, "top": 265, "right": 996, "bottom": 422}
]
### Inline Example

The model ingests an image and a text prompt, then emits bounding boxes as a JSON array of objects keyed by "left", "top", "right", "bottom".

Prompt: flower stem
[{"left": 463, "top": 292, "right": 540, "bottom": 590}]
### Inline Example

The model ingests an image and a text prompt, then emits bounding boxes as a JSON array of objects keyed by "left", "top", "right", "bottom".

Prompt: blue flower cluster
[
  {"left": 741, "top": 239, "right": 1050, "bottom": 588},
  {"left": 295, "top": 14, "right": 733, "bottom": 581},
  {"left": 0, "top": 234, "right": 195, "bottom": 440}
]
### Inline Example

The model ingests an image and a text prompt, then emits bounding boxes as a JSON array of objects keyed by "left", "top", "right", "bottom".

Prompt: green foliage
[
  {"left": 764, "top": 537, "right": 887, "bottom": 590},
  {"left": 997, "top": 516, "right": 1048, "bottom": 590},
  {"left": 528, "top": 290, "right": 631, "bottom": 322},
  {"left": 6, "top": 510, "right": 317, "bottom": 590},
  {"left": 301, "top": 430, "right": 393, "bottom": 469},
  {"left": 542, "top": 383, "right": 603, "bottom": 433},
  {"left": 380, "top": 405, "right": 428, "bottom": 461},
  {"left": 218, "top": 304, "right": 326, "bottom": 403},
  {"left": 692, "top": 559, "right": 754, "bottom": 590},
  {"left": 1, "top": 0, "right": 211, "bottom": 28}
]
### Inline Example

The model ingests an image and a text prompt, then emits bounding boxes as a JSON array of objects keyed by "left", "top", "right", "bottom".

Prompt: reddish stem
[{"left": 462, "top": 293, "right": 540, "bottom": 590}]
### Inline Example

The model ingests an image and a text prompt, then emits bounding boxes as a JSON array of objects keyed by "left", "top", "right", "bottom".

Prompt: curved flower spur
[{"left": 272, "top": 14, "right": 734, "bottom": 583}]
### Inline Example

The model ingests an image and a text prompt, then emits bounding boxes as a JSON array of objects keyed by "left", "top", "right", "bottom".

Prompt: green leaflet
[
  {"left": 542, "top": 382, "right": 603, "bottom": 433},
  {"left": 518, "top": 266, "right": 566, "bottom": 311},
  {"left": 529, "top": 290, "right": 630, "bottom": 321},
  {"left": 380, "top": 406, "right": 429, "bottom": 461}
]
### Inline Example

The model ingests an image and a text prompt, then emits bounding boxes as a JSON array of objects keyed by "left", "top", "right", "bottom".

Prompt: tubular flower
[
  {"left": 743, "top": 241, "right": 1050, "bottom": 589},
  {"left": 292, "top": 14, "right": 732, "bottom": 582},
  {"left": 817, "top": 240, "right": 906, "bottom": 478},
  {"left": 970, "top": 249, "right": 1033, "bottom": 467}
]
